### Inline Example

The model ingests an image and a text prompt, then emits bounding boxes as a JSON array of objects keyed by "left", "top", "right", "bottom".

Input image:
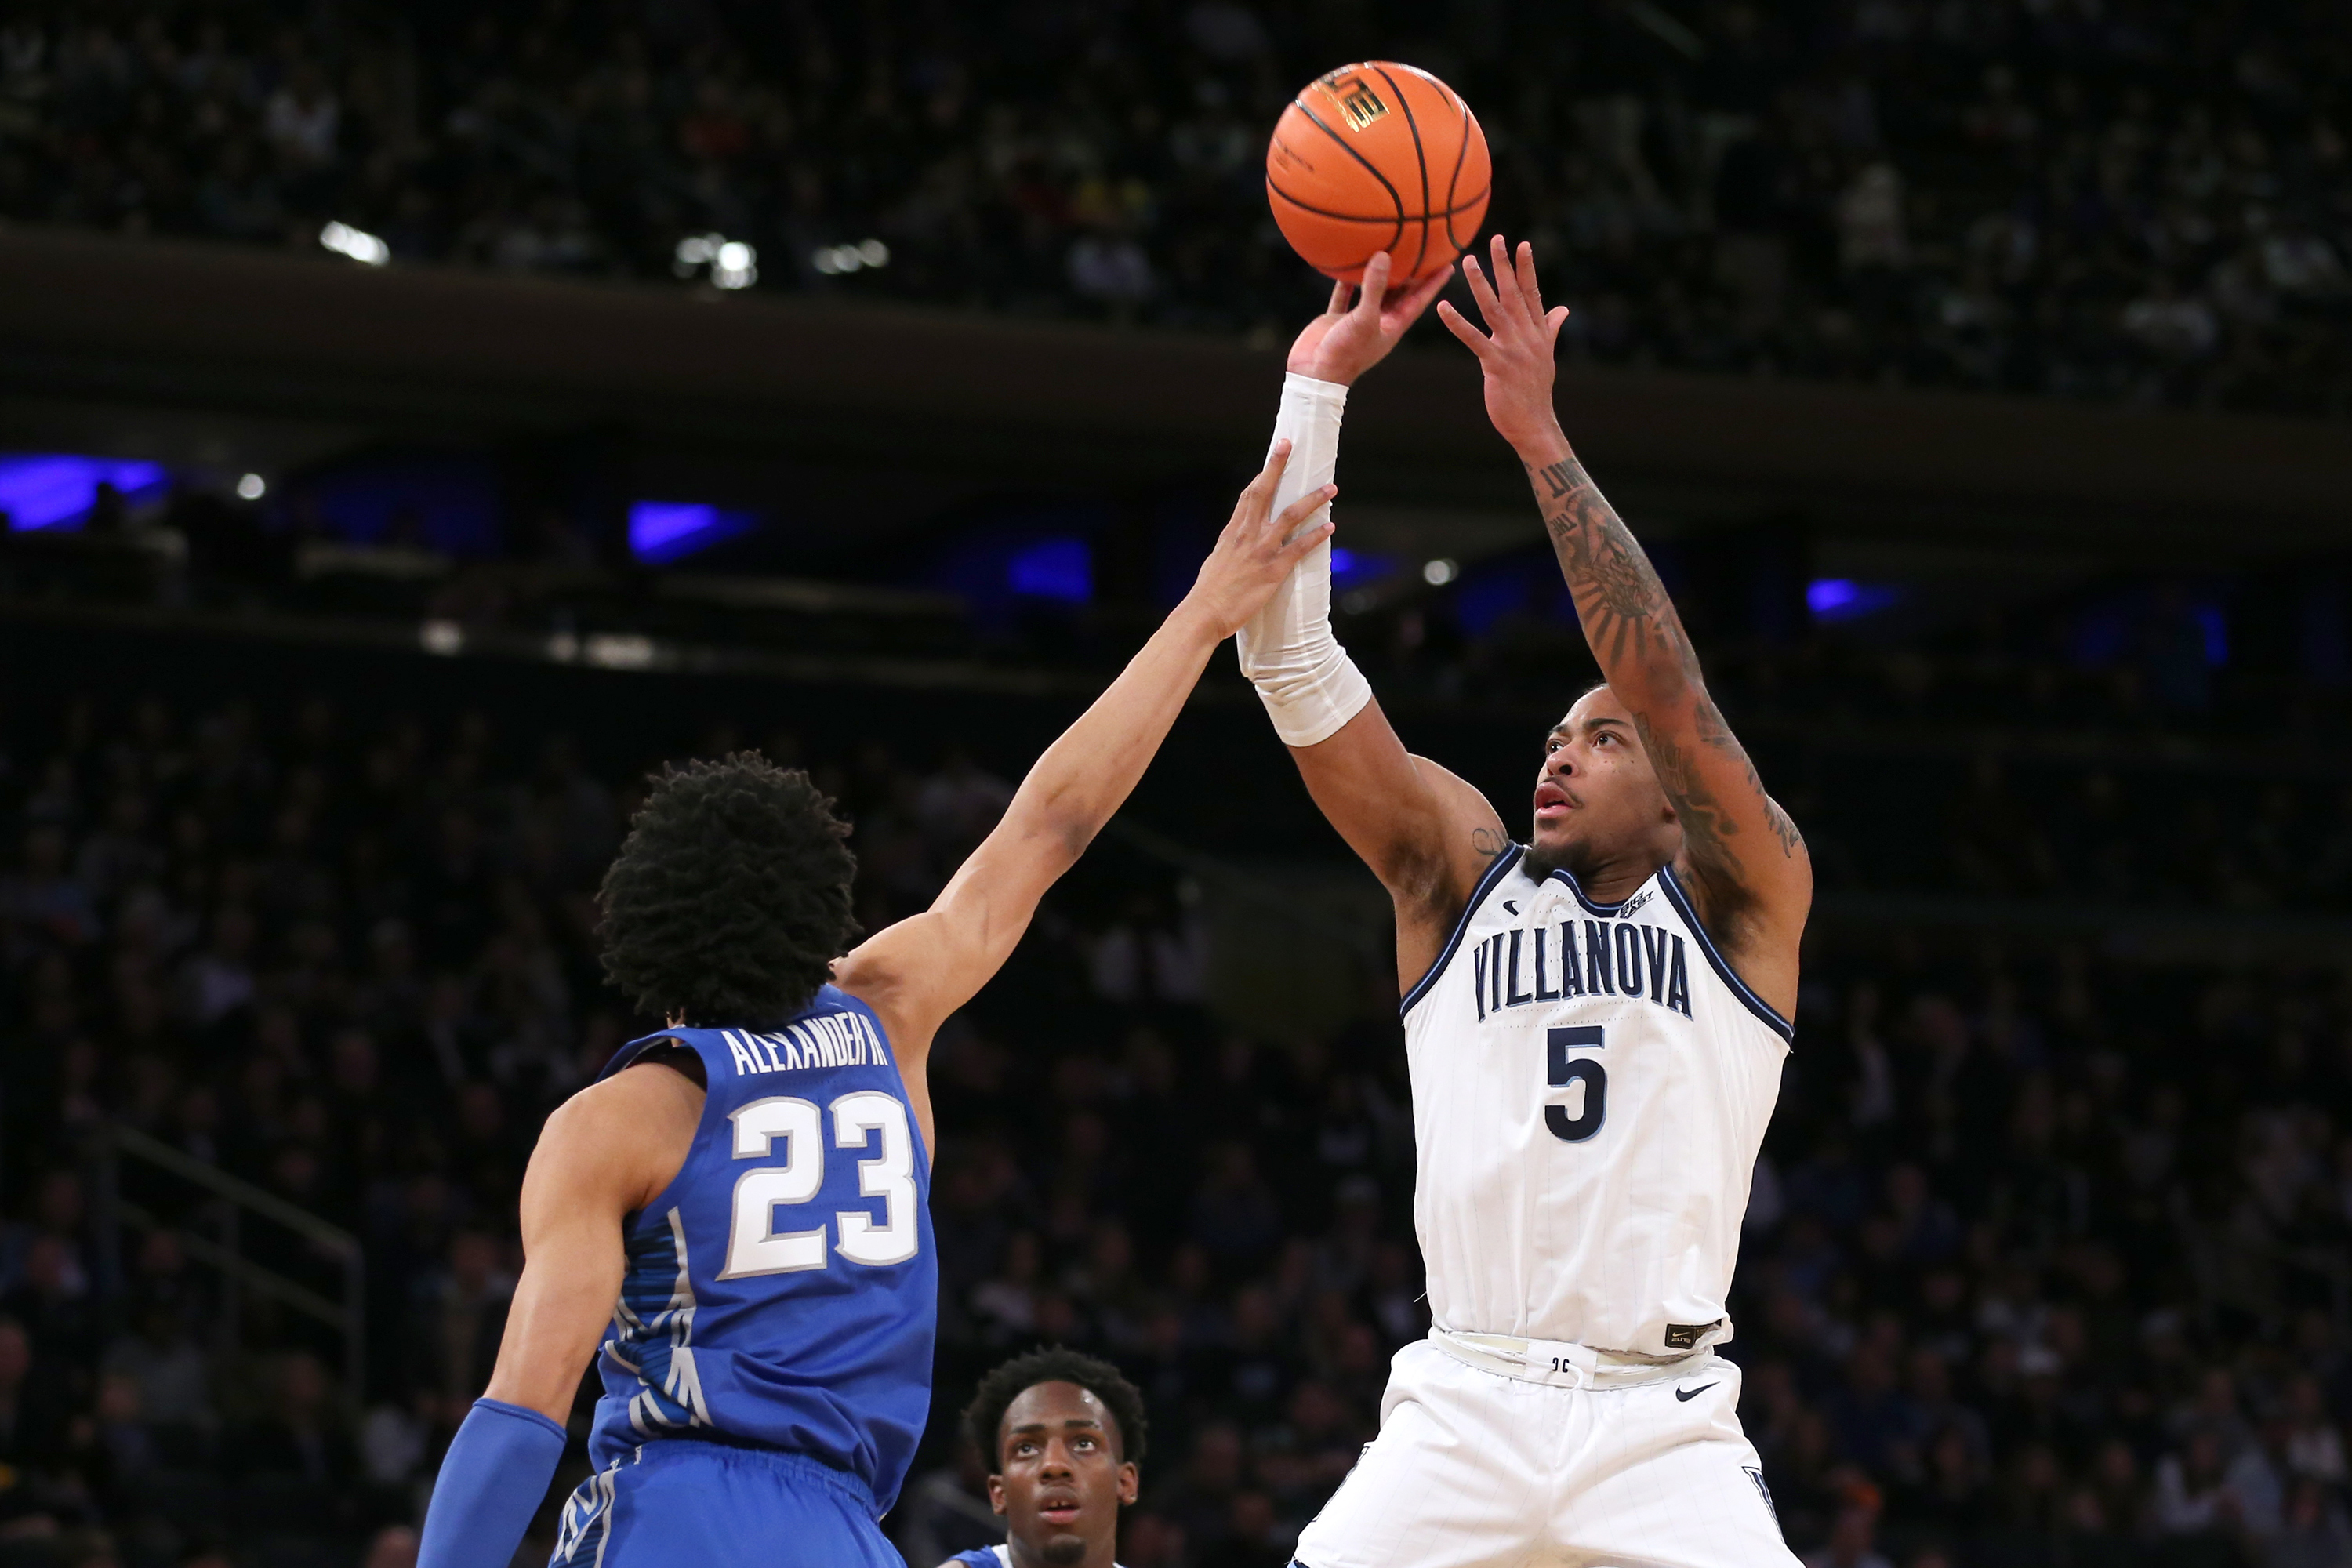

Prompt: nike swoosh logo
[{"left": 1675, "top": 1384, "right": 1717, "bottom": 1401}]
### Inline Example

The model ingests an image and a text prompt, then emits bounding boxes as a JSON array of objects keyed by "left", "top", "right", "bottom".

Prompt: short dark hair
[
  {"left": 962, "top": 1347, "right": 1149, "bottom": 1466},
  {"left": 597, "top": 753, "right": 857, "bottom": 1029}
]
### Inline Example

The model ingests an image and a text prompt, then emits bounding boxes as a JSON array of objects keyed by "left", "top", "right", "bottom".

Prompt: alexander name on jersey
[
  {"left": 715, "top": 1014, "right": 891, "bottom": 1076},
  {"left": 1467, "top": 884, "right": 1693, "bottom": 1025}
]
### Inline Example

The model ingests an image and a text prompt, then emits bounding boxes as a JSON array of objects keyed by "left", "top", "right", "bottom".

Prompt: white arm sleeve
[{"left": 1235, "top": 372, "right": 1374, "bottom": 747}]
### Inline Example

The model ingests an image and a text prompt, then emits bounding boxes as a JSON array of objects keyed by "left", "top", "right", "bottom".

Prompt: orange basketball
[{"left": 1265, "top": 61, "right": 1491, "bottom": 285}]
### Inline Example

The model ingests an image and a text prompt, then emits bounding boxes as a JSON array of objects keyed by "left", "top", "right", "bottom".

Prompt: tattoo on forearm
[
  {"left": 1527, "top": 459, "right": 1689, "bottom": 675},
  {"left": 1696, "top": 695, "right": 1803, "bottom": 858},
  {"left": 1527, "top": 457, "right": 1802, "bottom": 869}
]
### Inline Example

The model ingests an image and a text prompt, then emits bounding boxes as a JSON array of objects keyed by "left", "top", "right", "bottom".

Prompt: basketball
[{"left": 1265, "top": 62, "right": 1491, "bottom": 285}]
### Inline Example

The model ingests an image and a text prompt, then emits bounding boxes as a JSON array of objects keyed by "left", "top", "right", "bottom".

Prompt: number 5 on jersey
[
  {"left": 1547, "top": 1026, "right": 1606, "bottom": 1142},
  {"left": 719, "top": 1091, "right": 920, "bottom": 1278}
]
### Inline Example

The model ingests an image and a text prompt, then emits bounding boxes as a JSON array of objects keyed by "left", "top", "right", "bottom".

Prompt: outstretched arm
[
  {"left": 835, "top": 445, "right": 1338, "bottom": 1102},
  {"left": 1438, "top": 237, "right": 1810, "bottom": 996},
  {"left": 1240, "top": 254, "right": 1511, "bottom": 989}
]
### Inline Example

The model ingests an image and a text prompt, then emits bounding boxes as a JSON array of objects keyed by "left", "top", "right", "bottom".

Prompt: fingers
[
  {"left": 1434, "top": 298, "right": 1492, "bottom": 354},
  {"left": 1356, "top": 252, "right": 1392, "bottom": 316},
  {"left": 1487, "top": 234, "right": 1530, "bottom": 328},
  {"left": 1546, "top": 304, "right": 1570, "bottom": 346},
  {"left": 1232, "top": 439, "right": 1292, "bottom": 524},
  {"left": 1327, "top": 277, "right": 1352, "bottom": 316},
  {"left": 1277, "top": 514, "right": 1336, "bottom": 568},
  {"left": 1388, "top": 263, "right": 1452, "bottom": 327},
  {"left": 1458, "top": 251, "right": 1501, "bottom": 327},
  {"left": 1515, "top": 240, "right": 1544, "bottom": 318},
  {"left": 1269, "top": 485, "right": 1336, "bottom": 543}
]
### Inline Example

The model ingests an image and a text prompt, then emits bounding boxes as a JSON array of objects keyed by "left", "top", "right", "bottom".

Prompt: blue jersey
[{"left": 586, "top": 989, "right": 936, "bottom": 1515}]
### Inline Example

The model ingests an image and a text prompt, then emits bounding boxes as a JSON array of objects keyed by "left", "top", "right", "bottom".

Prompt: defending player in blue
[
  {"left": 413, "top": 445, "right": 1341, "bottom": 1568},
  {"left": 942, "top": 1348, "right": 1147, "bottom": 1568}
]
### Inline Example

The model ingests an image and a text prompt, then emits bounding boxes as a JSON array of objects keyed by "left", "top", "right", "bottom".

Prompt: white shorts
[{"left": 1294, "top": 1339, "right": 1799, "bottom": 1568}]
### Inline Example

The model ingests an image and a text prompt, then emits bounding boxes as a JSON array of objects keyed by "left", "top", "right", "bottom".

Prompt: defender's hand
[
  {"left": 1436, "top": 236, "right": 1571, "bottom": 456},
  {"left": 1287, "top": 252, "right": 1452, "bottom": 387},
  {"left": 1183, "top": 441, "right": 1337, "bottom": 638}
]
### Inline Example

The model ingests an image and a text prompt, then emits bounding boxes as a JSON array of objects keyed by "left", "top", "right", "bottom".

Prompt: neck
[{"left": 1526, "top": 839, "right": 1669, "bottom": 904}]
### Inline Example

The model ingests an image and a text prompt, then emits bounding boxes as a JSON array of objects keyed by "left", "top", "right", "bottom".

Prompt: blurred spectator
[{"left": 2, "top": 3, "right": 2349, "bottom": 411}]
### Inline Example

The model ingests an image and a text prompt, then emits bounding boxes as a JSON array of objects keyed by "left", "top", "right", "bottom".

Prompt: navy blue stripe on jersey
[
  {"left": 1401, "top": 843, "right": 1525, "bottom": 1017},
  {"left": 1655, "top": 862, "right": 1795, "bottom": 1043},
  {"left": 1541, "top": 865, "right": 1632, "bottom": 918}
]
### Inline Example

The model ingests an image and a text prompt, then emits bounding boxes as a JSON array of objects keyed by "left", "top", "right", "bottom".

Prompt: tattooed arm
[{"left": 1438, "top": 237, "right": 1810, "bottom": 1011}]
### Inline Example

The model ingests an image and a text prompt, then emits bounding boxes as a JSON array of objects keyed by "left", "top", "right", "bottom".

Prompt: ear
[
  {"left": 1116, "top": 1462, "right": 1140, "bottom": 1506},
  {"left": 988, "top": 1475, "right": 1007, "bottom": 1515}
]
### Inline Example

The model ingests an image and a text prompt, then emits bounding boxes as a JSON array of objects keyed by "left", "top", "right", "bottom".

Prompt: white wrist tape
[{"left": 1236, "top": 372, "right": 1373, "bottom": 747}]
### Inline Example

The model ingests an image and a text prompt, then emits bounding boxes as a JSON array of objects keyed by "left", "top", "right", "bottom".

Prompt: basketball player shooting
[
  {"left": 1240, "top": 237, "right": 1809, "bottom": 1568},
  {"left": 410, "top": 448, "right": 1338, "bottom": 1568}
]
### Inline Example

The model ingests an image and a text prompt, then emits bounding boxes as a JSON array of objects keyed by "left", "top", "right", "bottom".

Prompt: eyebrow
[{"left": 1007, "top": 1418, "right": 1105, "bottom": 1434}]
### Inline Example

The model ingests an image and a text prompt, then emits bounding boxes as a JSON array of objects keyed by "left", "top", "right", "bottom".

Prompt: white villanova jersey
[{"left": 1400, "top": 843, "right": 1792, "bottom": 1359}]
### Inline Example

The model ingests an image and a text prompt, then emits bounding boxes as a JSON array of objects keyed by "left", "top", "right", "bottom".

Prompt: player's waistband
[{"left": 1429, "top": 1326, "right": 1711, "bottom": 1389}]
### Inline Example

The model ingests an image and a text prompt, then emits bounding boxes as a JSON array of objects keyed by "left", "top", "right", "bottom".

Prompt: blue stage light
[
  {"left": 0, "top": 454, "right": 170, "bottom": 530},
  {"left": 628, "top": 501, "right": 758, "bottom": 564}
]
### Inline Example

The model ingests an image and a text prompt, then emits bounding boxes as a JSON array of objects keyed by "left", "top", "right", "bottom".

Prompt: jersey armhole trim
[
  {"left": 599, "top": 1029, "right": 723, "bottom": 1229},
  {"left": 1399, "top": 843, "right": 1524, "bottom": 1017},
  {"left": 1656, "top": 863, "right": 1796, "bottom": 1044},
  {"left": 598, "top": 1032, "right": 688, "bottom": 1083}
]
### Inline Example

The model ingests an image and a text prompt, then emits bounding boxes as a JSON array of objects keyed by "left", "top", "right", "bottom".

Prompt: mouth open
[
  {"left": 1038, "top": 1494, "right": 1083, "bottom": 1527},
  {"left": 1534, "top": 780, "right": 1575, "bottom": 822}
]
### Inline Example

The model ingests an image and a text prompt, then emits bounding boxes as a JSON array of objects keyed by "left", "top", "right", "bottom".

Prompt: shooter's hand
[
  {"left": 1436, "top": 236, "right": 1572, "bottom": 456},
  {"left": 1183, "top": 441, "right": 1338, "bottom": 638},
  {"left": 1287, "top": 252, "right": 1451, "bottom": 387}
]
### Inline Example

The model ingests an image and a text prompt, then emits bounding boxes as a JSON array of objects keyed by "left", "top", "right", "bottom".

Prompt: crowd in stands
[
  {"left": 0, "top": 605, "right": 2347, "bottom": 1568},
  {"left": 2, "top": 0, "right": 2349, "bottom": 411}
]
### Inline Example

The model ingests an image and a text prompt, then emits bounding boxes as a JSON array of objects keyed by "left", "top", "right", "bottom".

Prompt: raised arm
[
  {"left": 835, "top": 445, "right": 1338, "bottom": 1091},
  {"left": 1437, "top": 237, "right": 1811, "bottom": 997},
  {"left": 1238, "top": 254, "right": 1512, "bottom": 989}
]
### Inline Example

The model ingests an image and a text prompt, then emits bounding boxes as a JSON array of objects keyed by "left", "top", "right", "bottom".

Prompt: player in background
[
  {"left": 943, "top": 1348, "right": 1148, "bottom": 1568},
  {"left": 1236, "top": 239, "right": 1809, "bottom": 1568},
  {"left": 412, "top": 445, "right": 1340, "bottom": 1568}
]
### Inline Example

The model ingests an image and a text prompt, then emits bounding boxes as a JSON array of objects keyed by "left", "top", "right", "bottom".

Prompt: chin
[
  {"left": 1525, "top": 826, "right": 1574, "bottom": 875},
  {"left": 1038, "top": 1534, "right": 1090, "bottom": 1567}
]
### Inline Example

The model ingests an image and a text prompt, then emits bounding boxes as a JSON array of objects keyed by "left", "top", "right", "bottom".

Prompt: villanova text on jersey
[
  {"left": 1465, "top": 893, "right": 1693, "bottom": 1023},
  {"left": 579, "top": 988, "right": 937, "bottom": 1513}
]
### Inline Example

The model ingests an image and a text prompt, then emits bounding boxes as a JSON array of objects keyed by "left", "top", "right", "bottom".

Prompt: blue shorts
[{"left": 550, "top": 1439, "right": 901, "bottom": 1568}]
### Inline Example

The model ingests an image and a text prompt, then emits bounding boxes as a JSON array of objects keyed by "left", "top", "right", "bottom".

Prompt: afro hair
[
  {"left": 962, "top": 1347, "right": 1149, "bottom": 1468},
  {"left": 597, "top": 752, "right": 858, "bottom": 1029}
]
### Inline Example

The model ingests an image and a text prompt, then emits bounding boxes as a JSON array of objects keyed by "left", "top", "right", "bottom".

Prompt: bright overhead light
[
  {"left": 236, "top": 473, "right": 267, "bottom": 500},
  {"left": 1422, "top": 557, "right": 1459, "bottom": 586},
  {"left": 319, "top": 220, "right": 390, "bottom": 266}
]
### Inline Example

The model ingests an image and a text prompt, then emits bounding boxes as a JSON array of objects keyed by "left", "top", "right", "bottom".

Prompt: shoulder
[
  {"left": 528, "top": 1051, "right": 706, "bottom": 1209},
  {"left": 938, "top": 1550, "right": 1007, "bottom": 1568}
]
